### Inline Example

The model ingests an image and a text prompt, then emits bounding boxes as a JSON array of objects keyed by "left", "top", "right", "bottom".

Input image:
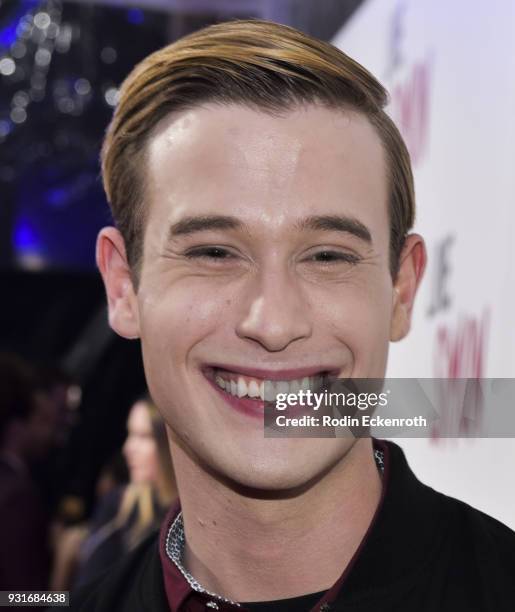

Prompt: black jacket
[{"left": 66, "top": 441, "right": 515, "bottom": 611}]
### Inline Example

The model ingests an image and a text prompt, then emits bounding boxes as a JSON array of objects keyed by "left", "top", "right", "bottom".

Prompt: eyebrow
[
  {"left": 168, "top": 215, "right": 246, "bottom": 238},
  {"left": 168, "top": 214, "right": 372, "bottom": 244},
  {"left": 295, "top": 215, "right": 372, "bottom": 244}
]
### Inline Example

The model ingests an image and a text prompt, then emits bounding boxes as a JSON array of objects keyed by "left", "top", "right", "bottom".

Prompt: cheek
[
  {"left": 138, "top": 279, "right": 232, "bottom": 362},
  {"left": 139, "top": 291, "right": 214, "bottom": 390},
  {"left": 136, "top": 280, "right": 237, "bottom": 433},
  {"left": 314, "top": 276, "right": 393, "bottom": 373}
]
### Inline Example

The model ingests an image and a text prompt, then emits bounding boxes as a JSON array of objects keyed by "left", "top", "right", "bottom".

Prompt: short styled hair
[{"left": 101, "top": 19, "right": 415, "bottom": 284}]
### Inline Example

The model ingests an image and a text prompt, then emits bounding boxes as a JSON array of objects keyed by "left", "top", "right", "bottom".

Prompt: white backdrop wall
[{"left": 333, "top": 0, "right": 515, "bottom": 529}]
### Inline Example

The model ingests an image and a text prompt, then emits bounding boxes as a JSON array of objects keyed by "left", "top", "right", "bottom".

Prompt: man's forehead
[
  {"left": 146, "top": 102, "right": 383, "bottom": 173},
  {"left": 144, "top": 102, "right": 388, "bottom": 241}
]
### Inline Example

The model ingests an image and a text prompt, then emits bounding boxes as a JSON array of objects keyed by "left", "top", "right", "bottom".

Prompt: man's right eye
[{"left": 184, "top": 247, "right": 234, "bottom": 260}]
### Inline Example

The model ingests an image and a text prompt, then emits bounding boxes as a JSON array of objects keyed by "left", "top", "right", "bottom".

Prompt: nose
[{"left": 235, "top": 266, "right": 312, "bottom": 352}]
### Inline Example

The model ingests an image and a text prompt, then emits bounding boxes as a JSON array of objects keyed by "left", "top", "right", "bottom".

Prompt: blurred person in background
[
  {"left": 0, "top": 352, "right": 60, "bottom": 589},
  {"left": 50, "top": 395, "right": 177, "bottom": 590},
  {"left": 94, "top": 451, "right": 130, "bottom": 502},
  {"left": 49, "top": 452, "right": 129, "bottom": 592},
  {"left": 31, "top": 364, "right": 76, "bottom": 515}
]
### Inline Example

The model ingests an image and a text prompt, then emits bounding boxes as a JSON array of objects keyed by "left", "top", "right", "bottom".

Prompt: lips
[{"left": 204, "top": 364, "right": 339, "bottom": 381}]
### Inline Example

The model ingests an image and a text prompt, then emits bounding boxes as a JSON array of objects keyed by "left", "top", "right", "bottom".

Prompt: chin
[{"left": 206, "top": 438, "right": 353, "bottom": 495}]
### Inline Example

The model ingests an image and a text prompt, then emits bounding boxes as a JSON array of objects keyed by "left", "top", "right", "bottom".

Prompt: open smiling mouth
[{"left": 202, "top": 365, "right": 335, "bottom": 418}]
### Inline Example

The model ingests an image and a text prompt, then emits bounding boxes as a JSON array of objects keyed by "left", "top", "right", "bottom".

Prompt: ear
[
  {"left": 390, "top": 233, "right": 427, "bottom": 342},
  {"left": 96, "top": 227, "right": 140, "bottom": 339}
]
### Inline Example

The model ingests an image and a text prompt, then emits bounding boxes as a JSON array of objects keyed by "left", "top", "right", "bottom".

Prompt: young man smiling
[{"left": 76, "top": 19, "right": 515, "bottom": 612}]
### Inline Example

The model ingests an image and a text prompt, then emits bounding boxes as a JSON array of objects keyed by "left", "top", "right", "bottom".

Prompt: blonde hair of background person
[{"left": 50, "top": 396, "right": 177, "bottom": 590}]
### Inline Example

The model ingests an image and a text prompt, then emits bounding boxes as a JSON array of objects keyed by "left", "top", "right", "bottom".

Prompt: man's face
[{"left": 100, "top": 103, "right": 422, "bottom": 490}]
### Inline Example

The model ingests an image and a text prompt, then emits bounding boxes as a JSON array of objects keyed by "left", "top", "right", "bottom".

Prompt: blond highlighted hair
[{"left": 101, "top": 19, "right": 415, "bottom": 284}]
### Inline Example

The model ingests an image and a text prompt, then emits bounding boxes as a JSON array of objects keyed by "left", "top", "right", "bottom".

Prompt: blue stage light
[{"left": 126, "top": 8, "right": 144, "bottom": 25}]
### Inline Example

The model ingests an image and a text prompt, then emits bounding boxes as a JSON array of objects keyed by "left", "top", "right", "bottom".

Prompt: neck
[{"left": 170, "top": 438, "right": 382, "bottom": 603}]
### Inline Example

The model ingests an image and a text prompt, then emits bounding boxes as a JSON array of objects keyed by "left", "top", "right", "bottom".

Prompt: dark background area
[{"left": 0, "top": 0, "right": 362, "bottom": 516}]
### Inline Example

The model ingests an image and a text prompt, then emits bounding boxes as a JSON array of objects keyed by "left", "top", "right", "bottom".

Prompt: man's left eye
[{"left": 308, "top": 251, "right": 361, "bottom": 264}]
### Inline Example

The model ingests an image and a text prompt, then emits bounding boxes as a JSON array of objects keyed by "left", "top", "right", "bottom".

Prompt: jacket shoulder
[
  {"left": 66, "top": 530, "right": 167, "bottom": 611},
  {"left": 440, "top": 490, "right": 515, "bottom": 591},
  {"left": 447, "top": 492, "right": 515, "bottom": 543}
]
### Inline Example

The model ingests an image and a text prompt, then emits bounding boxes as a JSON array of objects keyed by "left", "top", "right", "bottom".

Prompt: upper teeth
[{"left": 214, "top": 372, "right": 324, "bottom": 401}]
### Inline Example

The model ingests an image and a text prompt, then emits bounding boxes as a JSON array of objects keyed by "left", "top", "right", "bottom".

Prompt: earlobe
[
  {"left": 96, "top": 227, "right": 140, "bottom": 339},
  {"left": 390, "top": 234, "right": 427, "bottom": 342}
]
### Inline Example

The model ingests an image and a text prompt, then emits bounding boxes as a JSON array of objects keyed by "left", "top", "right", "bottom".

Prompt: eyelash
[
  {"left": 184, "top": 247, "right": 361, "bottom": 265},
  {"left": 307, "top": 251, "right": 361, "bottom": 265},
  {"left": 184, "top": 247, "right": 235, "bottom": 261}
]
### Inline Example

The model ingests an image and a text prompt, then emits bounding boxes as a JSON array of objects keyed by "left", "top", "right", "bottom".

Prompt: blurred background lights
[
  {"left": 0, "top": 119, "right": 11, "bottom": 138},
  {"left": 17, "top": 19, "right": 33, "bottom": 39},
  {"left": 13, "top": 217, "right": 42, "bottom": 253},
  {"left": 104, "top": 86, "right": 119, "bottom": 107},
  {"left": 35, "top": 46, "right": 51, "bottom": 65},
  {"left": 57, "top": 96, "right": 74, "bottom": 113},
  {"left": 33, "top": 11, "right": 51, "bottom": 30},
  {"left": 55, "top": 23, "right": 71, "bottom": 52},
  {"left": 46, "top": 21, "right": 59, "bottom": 38},
  {"left": 11, "top": 41, "right": 27, "bottom": 58},
  {"left": 100, "top": 45, "right": 116, "bottom": 64},
  {"left": 0, "top": 0, "right": 175, "bottom": 272},
  {"left": 74, "top": 77, "right": 90, "bottom": 96},
  {"left": 126, "top": 8, "right": 144, "bottom": 25},
  {"left": 0, "top": 56, "right": 16, "bottom": 75},
  {"left": 12, "top": 90, "right": 30, "bottom": 106},
  {"left": 10, "top": 106, "right": 27, "bottom": 123}
]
